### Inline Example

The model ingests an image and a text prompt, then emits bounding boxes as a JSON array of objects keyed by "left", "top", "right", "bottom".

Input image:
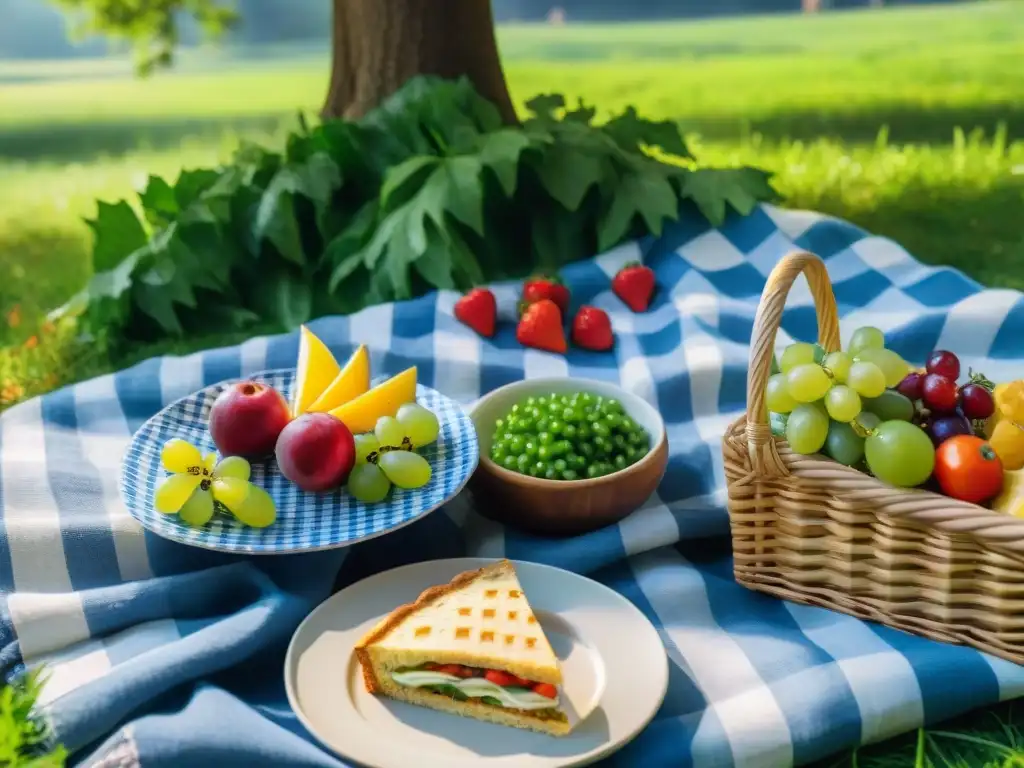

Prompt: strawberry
[
  {"left": 454, "top": 288, "right": 497, "bottom": 338},
  {"left": 612, "top": 262, "right": 656, "bottom": 313},
  {"left": 516, "top": 299, "right": 566, "bottom": 354},
  {"left": 520, "top": 275, "right": 570, "bottom": 316},
  {"left": 571, "top": 306, "right": 613, "bottom": 351}
]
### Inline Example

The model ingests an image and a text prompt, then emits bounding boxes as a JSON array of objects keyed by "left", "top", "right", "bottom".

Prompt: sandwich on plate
[{"left": 354, "top": 559, "right": 570, "bottom": 736}]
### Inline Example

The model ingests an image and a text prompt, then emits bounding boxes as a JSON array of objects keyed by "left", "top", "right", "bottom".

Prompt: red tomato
[
  {"left": 484, "top": 669, "right": 530, "bottom": 687},
  {"left": 934, "top": 435, "right": 1004, "bottom": 504},
  {"left": 532, "top": 683, "right": 558, "bottom": 699},
  {"left": 434, "top": 664, "right": 474, "bottom": 678}
]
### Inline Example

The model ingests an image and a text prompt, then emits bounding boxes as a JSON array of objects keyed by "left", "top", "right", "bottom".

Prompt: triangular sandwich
[{"left": 354, "top": 560, "right": 570, "bottom": 736}]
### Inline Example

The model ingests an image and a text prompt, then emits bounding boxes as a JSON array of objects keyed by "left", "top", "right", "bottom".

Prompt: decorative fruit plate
[{"left": 120, "top": 369, "right": 479, "bottom": 554}]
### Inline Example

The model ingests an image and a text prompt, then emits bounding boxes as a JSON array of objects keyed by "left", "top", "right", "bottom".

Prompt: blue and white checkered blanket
[{"left": 4, "top": 204, "right": 1024, "bottom": 768}]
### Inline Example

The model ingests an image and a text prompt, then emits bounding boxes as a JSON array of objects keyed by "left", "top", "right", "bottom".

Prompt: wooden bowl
[{"left": 467, "top": 378, "right": 669, "bottom": 536}]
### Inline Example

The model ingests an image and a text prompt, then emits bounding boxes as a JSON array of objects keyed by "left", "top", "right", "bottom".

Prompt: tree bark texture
[{"left": 323, "top": 0, "right": 518, "bottom": 124}]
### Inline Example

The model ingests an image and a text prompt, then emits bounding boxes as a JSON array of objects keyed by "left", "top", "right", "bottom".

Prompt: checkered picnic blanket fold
[{"left": 4, "top": 203, "right": 1024, "bottom": 768}]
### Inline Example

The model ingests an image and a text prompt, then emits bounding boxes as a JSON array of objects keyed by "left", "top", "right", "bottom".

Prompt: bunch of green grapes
[
  {"left": 347, "top": 403, "right": 440, "bottom": 503},
  {"left": 764, "top": 326, "right": 934, "bottom": 487}
]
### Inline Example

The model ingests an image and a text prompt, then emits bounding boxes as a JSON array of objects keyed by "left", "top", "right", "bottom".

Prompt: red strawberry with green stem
[
  {"left": 520, "top": 274, "right": 570, "bottom": 316},
  {"left": 516, "top": 299, "right": 566, "bottom": 354},
  {"left": 612, "top": 262, "right": 656, "bottom": 312},
  {"left": 454, "top": 288, "right": 497, "bottom": 338},
  {"left": 572, "top": 306, "right": 614, "bottom": 351}
]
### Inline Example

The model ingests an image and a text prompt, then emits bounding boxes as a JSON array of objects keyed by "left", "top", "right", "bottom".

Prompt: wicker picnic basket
[{"left": 723, "top": 249, "right": 1024, "bottom": 666}]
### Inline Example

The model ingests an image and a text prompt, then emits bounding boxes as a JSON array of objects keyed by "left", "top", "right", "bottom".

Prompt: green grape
[
  {"left": 824, "top": 385, "right": 861, "bottom": 422},
  {"left": 823, "top": 352, "right": 852, "bottom": 384},
  {"left": 375, "top": 416, "right": 407, "bottom": 448},
  {"left": 161, "top": 438, "right": 202, "bottom": 473},
  {"left": 856, "top": 411, "right": 882, "bottom": 432},
  {"left": 854, "top": 348, "right": 910, "bottom": 388},
  {"left": 178, "top": 488, "right": 215, "bottom": 527},
  {"left": 766, "top": 373, "right": 798, "bottom": 414},
  {"left": 865, "top": 421, "right": 935, "bottom": 488},
  {"left": 396, "top": 403, "right": 441, "bottom": 447},
  {"left": 379, "top": 450, "right": 432, "bottom": 489},
  {"left": 848, "top": 326, "right": 886, "bottom": 355},
  {"left": 847, "top": 361, "right": 886, "bottom": 398},
  {"left": 230, "top": 484, "right": 277, "bottom": 528},
  {"left": 785, "top": 403, "right": 830, "bottom": 454},
  {"left": 354, "top": 433, "right": 380, "bottom": 464},
  {"left": 348, "top": 463, "right": 392, "bottom": 503},
  {"left": 862, "top": 390, "right": 915, "bottom": 422},
  {"left": 825, "top": 421, "right": 865, "bottom": 466},
  {"left": 214, "top": 456, "right": 251, "bottom": 481},
  {"left": 780, "top": 342, "right": 817, "bottom": 372},
  {"left": 211, "top": 476, "right": 250, "bottom": 512},
  {"left": 770, "top": 411, "right": 789, "bottom": 438},
  {"left": 155, "top": 473, "right": 201, "bottom": 514},
  {"left": 785, "top": 364, "right": 832, "bottom": 403}
]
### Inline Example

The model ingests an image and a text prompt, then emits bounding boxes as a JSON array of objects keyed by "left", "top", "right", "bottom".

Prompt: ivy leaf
[
  {"left": 248, "top": 264, "right": 313, "bottom": 330},
  {"left": 602, "top": 107, "right": 691, "bottom": 158},
  {"left": 380, "top": 156, "right": 440, "bottom": 212},
  {"left": 138, "top": 175, "right": 178, "bottom": 225},
  {"left": 412, "top": 220, "right": 457, "bottom": 291},
  {"left": 420, "top": 156, "right": 485, "bottom": 235},
  {"left": 478, "top": 129, "right": 532, "bottom": 197},
  {"left": 679, "top": 167, "right": 779, "bottom": 226},
  {"left": 174, "top": 168, "right": 222, "bottom": 209},
  {"left": 253, "top": 153, "right": 341, "bottom": 266},
  {"left": 254, "top": 186, "right": 304, "bottom": 265},
  {"left": 597, "top": 170, "right": 680, "bottom": 252},
  {"left": 524, "top": 93, "right": 566, "bottom": 121},
  {"left": 326, "top": 202, "right": 379, "bottom": 292},
  {"left": 85, "top": 200, "right": 149, "bottom": 272},
  {"left": 534, "top": 144, "right": 606, "bottom": 212}
]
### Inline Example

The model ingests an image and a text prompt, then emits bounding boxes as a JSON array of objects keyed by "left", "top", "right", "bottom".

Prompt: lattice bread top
[{"left": 375, "top": 566, "right": 559, "bottom": 666}]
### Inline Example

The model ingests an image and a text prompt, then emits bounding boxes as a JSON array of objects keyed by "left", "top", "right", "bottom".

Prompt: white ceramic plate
[{"left": 285, "top": 558, "right": 669, "bottom": 768}]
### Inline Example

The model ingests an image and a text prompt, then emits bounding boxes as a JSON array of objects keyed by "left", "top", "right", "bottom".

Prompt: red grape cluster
[{"left": 897, "top": 350, "right": 995, "bottom": 447}]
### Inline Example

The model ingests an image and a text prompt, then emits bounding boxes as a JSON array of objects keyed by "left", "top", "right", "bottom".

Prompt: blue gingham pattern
[
  {"left": 120, "top": 371, "right": 478, "bottom": 554},
  {"left": 4, "top": 204, "right": 1024, "bottom": 768}
]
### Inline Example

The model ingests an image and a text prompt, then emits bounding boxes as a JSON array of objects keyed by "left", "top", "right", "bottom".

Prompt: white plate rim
[{"left": 284, "top": 557, "right": 670, "bottom": 768}]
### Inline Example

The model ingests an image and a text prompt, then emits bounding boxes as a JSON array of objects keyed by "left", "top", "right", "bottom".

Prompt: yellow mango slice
[
  {"left": 991, "top": 468, "right": 1024, "bottom": 518},
  {"left": 307, "top": 345, "right": 371, "bottom": 413},
  {"left": 329, "top": 367, "right": 418, "bottom": 434},
  {"left": 292, "top": 326, "right": 341, "bottom": 417}
]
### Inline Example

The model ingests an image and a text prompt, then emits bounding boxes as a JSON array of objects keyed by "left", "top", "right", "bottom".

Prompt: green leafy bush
[
  {"left": 59, "top": 77, "right": 777, "bottom": 344},
  {"left": 0, "top": 670, "right": 66, "bottom": 767}
]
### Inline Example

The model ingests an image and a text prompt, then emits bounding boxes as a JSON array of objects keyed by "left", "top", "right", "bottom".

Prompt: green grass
[{"left": 1, "top": 5, "right": 1024, "bottom": 761}]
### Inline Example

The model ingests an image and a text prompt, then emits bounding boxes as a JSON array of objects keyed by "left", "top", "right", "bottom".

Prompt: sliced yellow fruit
[
  {"left": 292, "top": 326, "right": 341, "bottom": 417},
  {"left": 307, "top": 345, "right": 371, "bottom": 413},
  {"left": 329, "top": 366, "right": 418, "bottom": 434},
  {"left": 992, "top": 469, "right": 1024, "bottom": 518}
]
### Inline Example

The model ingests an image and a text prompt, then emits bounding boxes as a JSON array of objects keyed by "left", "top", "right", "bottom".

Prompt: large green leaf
[
  {"left": 602, "top": 107, "right": 691, "bottom": 159},
  {"left": 533, "top": 143, "right": 606, "bottom": 212},
  {"left": 252, "top": 153, "right": 342, "bottom": 265},
  {"left": 679, "top": 167, "right": 780, "bottom": 226},
  {"left": 478, "top": 129, "right": 533, "bottom": 197},
  {"left": 85, "top": 200, "right": 149, "bottom": 273},
  {"left": 597, "top": 168, "right": 680, "bottom": 252},
  {"left": 248, "top": 264, "right": 313, "bottom": 330}
]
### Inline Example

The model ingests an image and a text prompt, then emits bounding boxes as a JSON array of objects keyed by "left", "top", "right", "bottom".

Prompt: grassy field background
[{"left": 1, "top": 2, "right": 1024, "bottom": 764}]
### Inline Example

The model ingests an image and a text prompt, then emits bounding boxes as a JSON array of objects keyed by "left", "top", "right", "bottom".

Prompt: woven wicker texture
[{"left": 725, "top": 250, "right": 1024, "bottom": 665}]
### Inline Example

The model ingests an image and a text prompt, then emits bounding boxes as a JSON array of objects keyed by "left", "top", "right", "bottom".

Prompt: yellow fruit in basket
[
  {"left": 307, "top": 345, "right": 370, "bottom": 413},
  {"left": 329, "top": 367, "right": 418, "bottom": 434},
  {"left": 990, "top": 469, "right": 1024, "bottom": 518},
  {"left": 986, "top": 381, "right": 1024, "bottom": 471},
  {"left": 292, "top": 326, "right": 341, "bottom": 417}
]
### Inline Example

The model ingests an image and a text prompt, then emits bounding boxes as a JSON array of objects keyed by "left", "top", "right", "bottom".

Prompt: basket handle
[{"left": 746, "top": 250, "right": 841, "bottom": 476}]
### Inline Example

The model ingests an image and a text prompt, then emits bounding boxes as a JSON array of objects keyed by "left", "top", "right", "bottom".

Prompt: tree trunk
[{"left": 323, "top": 0, "right": 518, "bottom": 124}]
